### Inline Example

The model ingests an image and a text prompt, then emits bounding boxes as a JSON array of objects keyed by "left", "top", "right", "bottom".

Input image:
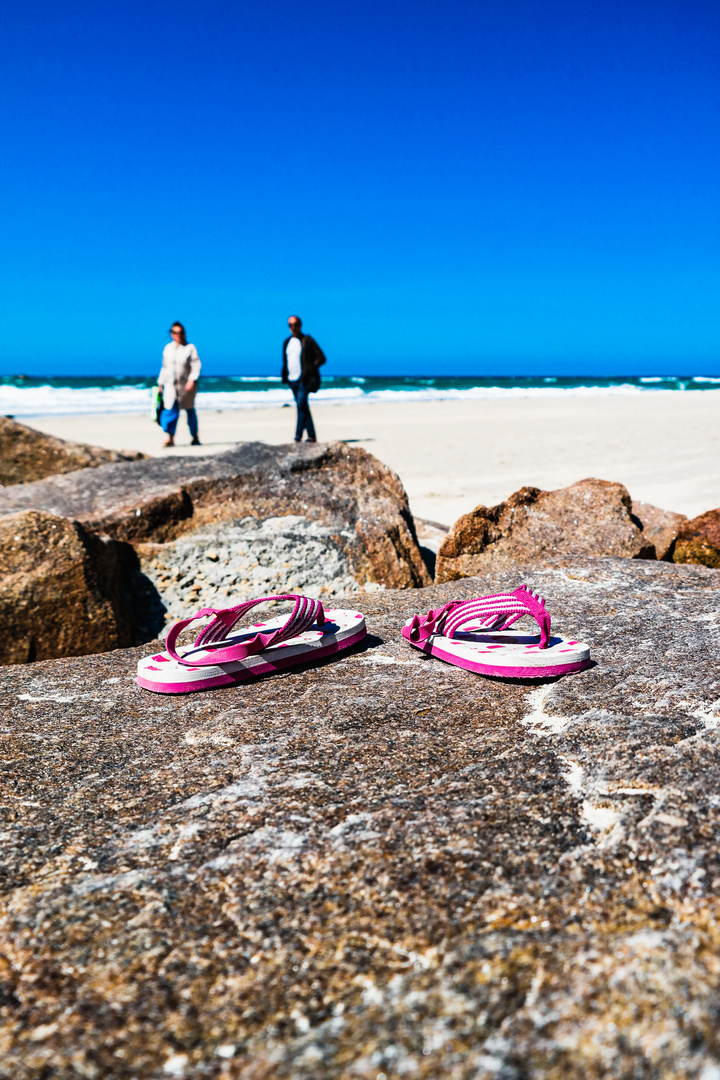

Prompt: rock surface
[
  {"left": 632, "top": 498, "right": 687, "bottom": 561},
  {"left": 0, "top": 416, "right": 144, "bottom": 486},
  {"left": 436, "top": 478, "right": 656, "bottom": 582},
  {"left": 0, "top": 511, "right": 138, "bottom": 664},
  {"left": 0, "top": 442, "right": 431, "bottom": 594},
  {"left": 1, "top": 558, "right": 720, "bottom": 1078},
  {"left": 138, "top": 515, "right": 365, "bottom": 631},
  {"left": 674, "top": 508, "right": 720, "bottom": 568}
]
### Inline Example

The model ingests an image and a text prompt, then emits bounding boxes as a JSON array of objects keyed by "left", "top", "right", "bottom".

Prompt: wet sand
[{"left": 25, "top": 391, "right": 720, "bottom": 525}]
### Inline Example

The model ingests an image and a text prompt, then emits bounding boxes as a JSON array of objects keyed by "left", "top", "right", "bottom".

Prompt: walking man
[
  {"left": 281, "top": 315, "right": 326, "bottom": 443},
  {"left": 158, "top": 321, "right": 201, "bottom": 447}
]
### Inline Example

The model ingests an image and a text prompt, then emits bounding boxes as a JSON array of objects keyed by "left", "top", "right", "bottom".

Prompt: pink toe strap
[
  {"left": 165, "top": 594, "right": 325, "bottom": 667},
  {"left": 407, "top": 585, "right": 551, "bottom": 649}
]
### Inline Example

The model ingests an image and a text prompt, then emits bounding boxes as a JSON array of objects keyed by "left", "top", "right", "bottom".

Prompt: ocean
[{"left": 1, "top": 374, "right": 719, "bottom": 417}]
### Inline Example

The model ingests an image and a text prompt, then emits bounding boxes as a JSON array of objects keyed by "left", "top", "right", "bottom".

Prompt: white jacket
[{"left": 159, "top": 342, "right": 201, "bottom": 409}]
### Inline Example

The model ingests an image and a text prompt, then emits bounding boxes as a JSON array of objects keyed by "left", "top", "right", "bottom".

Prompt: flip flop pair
[{"left": 137, "top": 586, "right": 590, "bottom": 694}]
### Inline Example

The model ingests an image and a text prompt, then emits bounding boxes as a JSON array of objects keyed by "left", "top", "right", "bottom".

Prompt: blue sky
[{"left": 2, "top": 0, "right": 719, "bottom": 375}]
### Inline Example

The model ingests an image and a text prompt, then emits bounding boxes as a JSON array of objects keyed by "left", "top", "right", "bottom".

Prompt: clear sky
[{"left": 2, "top": 0, "right": 719, "bottom": 376}]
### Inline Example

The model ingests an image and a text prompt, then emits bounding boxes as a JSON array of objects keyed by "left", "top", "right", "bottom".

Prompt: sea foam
[{"left": 0, "top": 375, "right": 713, "bottom": 418}]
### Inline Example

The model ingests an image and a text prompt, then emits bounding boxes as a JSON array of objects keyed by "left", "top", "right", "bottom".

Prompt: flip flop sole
[
  {"left": 402, "top": 624, "right": 590, "bottom": 679},
  {"left": 138, "top": 609, "right": 367, "bottom": 694}
]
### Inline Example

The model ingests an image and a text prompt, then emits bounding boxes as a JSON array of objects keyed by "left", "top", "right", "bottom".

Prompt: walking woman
[
  {"left": 158, "top": 322, "right": 201, "bottom": 447},
  {"left": 281, "top": 315, "right": 326, "bottom": 443}
]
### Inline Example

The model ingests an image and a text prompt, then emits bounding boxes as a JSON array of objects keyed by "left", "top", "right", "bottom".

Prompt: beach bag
[{"left": 152, "top": 386, "right": 163, "bottom": 424}]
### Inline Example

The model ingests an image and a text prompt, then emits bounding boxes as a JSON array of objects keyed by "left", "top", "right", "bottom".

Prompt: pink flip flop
[
  {"left": 401, "top": 585, "right": 590, "bottom": 679},
  {"left": 137, "top": 594, "right": 367, "bottom": 694}
]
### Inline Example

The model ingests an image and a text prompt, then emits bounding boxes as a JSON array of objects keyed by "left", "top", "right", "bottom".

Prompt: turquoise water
[
  {"left": 2, "top": 373, "right": 719, "bottom": 392},
  {"left": 1, "top": 374, "right": 718, "bottom": 416}
]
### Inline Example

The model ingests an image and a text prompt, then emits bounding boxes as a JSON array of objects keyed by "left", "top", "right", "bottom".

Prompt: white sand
[{"left": 25, "top": 392, "right": 720, "bottom": 526}]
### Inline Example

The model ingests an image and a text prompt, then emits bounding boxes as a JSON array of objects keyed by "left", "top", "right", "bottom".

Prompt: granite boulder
[
  {"left": 0, "top": 510, "right": 137, "bottom": 665},
  {"left": 0, "top": 416, "right": 144, "bottom": 486},
  {"left": 435, "top": 478, "right": 656, "bottom": 582},
  {"left": 1, "top": 558, "right": 720, "bottom": 1078},
  {"left": 674, "top": 507, "right": 720, "bottom": 569}
]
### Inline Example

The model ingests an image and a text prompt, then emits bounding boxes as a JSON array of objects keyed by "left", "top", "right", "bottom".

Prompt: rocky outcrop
[
  {"left": 436, "top": 478, "right": 655, "bottom": 581},
  {"left": 0, "top": 442, "right": 432, "bottom": 594},
  {"left": 632, "top": 499, "right": 687, "bottom": 561},
  {"left": 1, "top": 558, "right": 720, "bottom": 1078},
  {"left": 673, "top": 508, "right": 720, "bottom": 568},
  {"left": 0, "top": 510, "right": 138, "bottom": 664},
  {"left": 0, "top": 416, "right": 144, "bottom": 486}
]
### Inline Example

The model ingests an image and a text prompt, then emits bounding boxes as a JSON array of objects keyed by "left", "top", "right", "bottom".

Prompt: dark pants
[
  {"left": 160, "top": 404, "right": 198, "bottom": 438},
  {"left": 288, "top": 380, "right": 316, "bottom": 441}
]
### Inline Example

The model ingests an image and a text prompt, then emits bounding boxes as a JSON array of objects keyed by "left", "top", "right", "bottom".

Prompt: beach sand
[{"left": 25, "top": 391, "right": 720, "bottom": 526}]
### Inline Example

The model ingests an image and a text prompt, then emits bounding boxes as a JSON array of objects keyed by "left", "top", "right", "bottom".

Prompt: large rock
[
  {"left": 1, "top": 558, "right": 719, "bottom": 1078},
  {"left": 436, "top": 478, "right": 655, "bottom": 582},
  {"left": 138, "top": 515, "right": 362, "bottom": 626},
  {"left": 0, "top": 510, "right": 138, "bottom": 664},
  {"left": 632, "top": 498, "right": 687, "bottom": 561},
  {"left": 673, "top": 508, "right": 720, "bottom": 568},
  {"left": 0, "top": 442, "right": 432, "bottom": 599},
  {"left": 0, "top": 416, "right": 144, "bottom": 486}
]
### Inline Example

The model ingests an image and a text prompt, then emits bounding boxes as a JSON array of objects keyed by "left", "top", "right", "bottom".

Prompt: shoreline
[{"left": 24, "top": 392, "right": 720, "bottom": 526}]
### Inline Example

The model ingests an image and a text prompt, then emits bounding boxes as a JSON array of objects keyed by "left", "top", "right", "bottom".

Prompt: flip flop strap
[
  {"left": 165, "top": 594, "right": 325, "bottom": 667},
  {"left": 406, "top": 585, "right": 551, "bottom": 649}
]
